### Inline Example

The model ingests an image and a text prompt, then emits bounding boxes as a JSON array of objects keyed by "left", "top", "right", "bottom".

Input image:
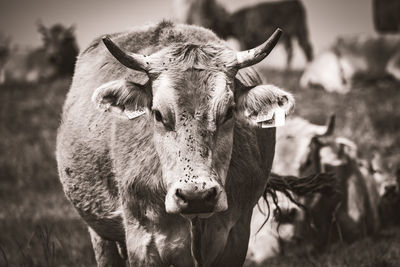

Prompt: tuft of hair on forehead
[{"left": 154, "top": 42, "right": 236, "bottom": 72}]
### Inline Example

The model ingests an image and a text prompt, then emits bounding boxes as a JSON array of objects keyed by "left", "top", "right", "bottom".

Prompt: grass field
[{"left": 0, "top": 68, "right": 399, "bottom": 266}]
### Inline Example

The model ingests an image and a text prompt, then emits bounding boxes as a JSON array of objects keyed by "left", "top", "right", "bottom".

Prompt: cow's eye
[
  {"left": 223, "top": 106, "right": 234, "bottom": 123},
  {"left": 226, "top": 107, "right": 233, "bottom": 119},
  {"left": 153, "top": 109, "right": 163, "bottom": 122},
  {"left": 152, "top": 109, "right": 174, "bottom": 131}
]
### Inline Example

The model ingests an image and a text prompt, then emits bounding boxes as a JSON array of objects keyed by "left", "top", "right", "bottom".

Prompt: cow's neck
[{"left": 190, "top": 217, "right": 203, "bottom": 266}]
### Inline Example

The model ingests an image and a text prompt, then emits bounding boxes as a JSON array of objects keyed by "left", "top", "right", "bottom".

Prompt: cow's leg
[
  {"left": 282, "top": 37, "right": 293, "bottom": 70},
  {"left": 88, "top": 227, "right": 126, "bottom": 267},
  {"left": 296, "top": 32, "right": 313, "bottom": 63}
]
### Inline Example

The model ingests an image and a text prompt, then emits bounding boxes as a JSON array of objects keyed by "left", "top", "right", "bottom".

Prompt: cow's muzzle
[{"left": 165, "top": 181, "right": 228, "bottom": 216}]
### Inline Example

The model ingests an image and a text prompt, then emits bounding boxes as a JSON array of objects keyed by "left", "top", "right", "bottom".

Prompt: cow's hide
[{"left": 56, "top": 21, "right": 294, "bottom": 266}]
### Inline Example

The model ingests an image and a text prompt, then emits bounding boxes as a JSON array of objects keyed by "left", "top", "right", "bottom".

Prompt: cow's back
[{"left": 231, "top": 0, "right": 307, "bottom": 49}]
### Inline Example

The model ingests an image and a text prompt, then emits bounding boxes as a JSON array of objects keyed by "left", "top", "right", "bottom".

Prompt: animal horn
[
  {"left": 102, "top": 36, "right": 149, "bottom": 72},
  {"left": 235, "top": 28, "right": 282, "bottom": 69},
  {"left": 316, "top": 114, "right": 336, "bottom": 137}
]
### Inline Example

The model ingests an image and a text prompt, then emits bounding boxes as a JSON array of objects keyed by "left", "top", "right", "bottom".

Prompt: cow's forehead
[{"left": 154, "top": 70, "right": 233, "bottom": 115}]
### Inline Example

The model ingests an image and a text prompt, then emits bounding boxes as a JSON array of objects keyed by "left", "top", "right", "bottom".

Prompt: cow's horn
[
  {"left": 235, "top": 28, "right": 282, "bottom": 69},
  {"left": 102, "top": 36, "right": 149, "bottom": 72},
  {"left": 316, "top": 114, "right": 336, "bottom": 137}
]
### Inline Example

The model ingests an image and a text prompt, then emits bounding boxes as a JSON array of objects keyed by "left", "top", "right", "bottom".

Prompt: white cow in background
[{"left": 300, "top": 34, "right": 400, "bottom": 94}]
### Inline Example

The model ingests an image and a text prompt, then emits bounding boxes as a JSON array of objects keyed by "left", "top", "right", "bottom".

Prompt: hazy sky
[{"left": 0, "top": 0, "right": 374, "bottom": 67}]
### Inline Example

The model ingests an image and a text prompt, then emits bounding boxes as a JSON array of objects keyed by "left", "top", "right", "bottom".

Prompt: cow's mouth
[
  {"left": 176, "top": 188, "right": 217, "bottom": 215},
  {"left": 165, "top": 184, "right": 228, "bottom": 215}
]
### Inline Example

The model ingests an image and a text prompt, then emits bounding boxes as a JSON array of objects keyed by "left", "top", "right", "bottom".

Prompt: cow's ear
[
  {"left": 236, "top": 84, "right": 294, "bottom": 128},
  {"left": 36, "top": 20, "right": 47, "bottom": 37},
  {"left": 92, "top": 79, "right": 151, "bottom": 120}
]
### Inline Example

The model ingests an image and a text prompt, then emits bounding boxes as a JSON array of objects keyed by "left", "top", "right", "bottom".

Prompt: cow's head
[
  {"left": 370, "top": 153, "right": 398, "bottom": 197},
  {"left": 37, "top": 21, "right": 79, "bottom": 73},
  {"left": 92, "top": 29, "right": 294, "bottom": 216},
  {"left": 274, "top": 115, "right": 335, "bottom": 177}
]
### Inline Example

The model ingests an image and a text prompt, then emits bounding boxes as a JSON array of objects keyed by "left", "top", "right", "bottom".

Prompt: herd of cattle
[
  {"left": 176, "top": 0, "right": 400, "bottom": 94},
  {"left": 1, "top": 0, "right": 399, "bottom": 266}
]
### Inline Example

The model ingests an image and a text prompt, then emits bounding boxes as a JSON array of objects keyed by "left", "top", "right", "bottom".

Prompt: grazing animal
[
  {"left": 246, "top": 116, "right": 397, "bottom": 260},
  {"left": 294, "top": 137, "right": 381, "bottom": 249},
  {"left": 174, "top": 0, "right": 314, "bottom": 69},
  {"left": 1, "top": 22, "right": 78, "bottom": 84},
  {"left": 373, "top": 0, "right": 400, "bottom": 33},
  {"left": 300, "top": 34, "right": 400, "bottom": 94},
  {"left": 56, "top": 21, "right": 295, "bottom": 266},
  {"left": 371, "top": 154, "right": 400, "bottom": 227}
]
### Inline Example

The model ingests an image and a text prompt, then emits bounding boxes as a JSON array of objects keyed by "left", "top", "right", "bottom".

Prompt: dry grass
[
  {"left": 0, "top": 78, "right": 95, "bottom": 266},
  {"left": 0, "top": 67, "right": 399, "bottom": 266}
]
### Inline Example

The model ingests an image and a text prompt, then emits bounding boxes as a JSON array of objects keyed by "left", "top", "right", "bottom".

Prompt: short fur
[{"left": 57, "top": 21, "right": 293, "bottom": 266}]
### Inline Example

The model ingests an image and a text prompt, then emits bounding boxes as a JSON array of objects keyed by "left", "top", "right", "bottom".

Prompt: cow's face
[
  {"left": 37, "top": 22, "right": 78, "bottom": 66},
  {"left": 370, "top": 153, "right": 398, "bottom": 197},
  {"left": 150, "top": 68, "right": 236, "bottom": 215},
  {"left": 92, "top": 30, "right": 294, "bottom": 216},
  {"left": 274, "top": 116, "right": 335, "bottom": 176}
]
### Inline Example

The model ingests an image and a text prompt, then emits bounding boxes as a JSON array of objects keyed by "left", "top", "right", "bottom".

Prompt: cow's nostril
[
  {"left": 385, "top": 184, "right": 397, "bottom": 194},
  {"left": 175, "top": 188, "right": 187, "bottom": 202},
  {"left": 204, "top": 187, "right": 217, "bottom": 201}
]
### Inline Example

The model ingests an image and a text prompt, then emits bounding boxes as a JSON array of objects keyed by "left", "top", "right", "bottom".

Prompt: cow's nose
[{"left": 175, "top": 186, "right": 218, "bottom": 214}]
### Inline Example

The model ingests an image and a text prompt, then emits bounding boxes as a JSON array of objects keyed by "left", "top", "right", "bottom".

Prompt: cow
[
  {"left": 173, "top": 0, "right": 231, "bottom": 40},
  {"left": 373, "top": 0, "right": 400, "bottom": 34},
  {"left": 56, "top": 21, "right": 295, "bottom": 266},
  {"left": 293, "top": 136, "right": 381, "bottom": 249},
  {"left": 246, "top": 116, "right": 337, "bottom": 263},
  {"left": 300, "top": 34, "right": 400, "bottom": 94},
  {"left": 245, "top": 115, "right": 398, "bottom": 261},
  {"left": 371, "top": 154, "right": 400, "bottom": 227},
  {"left": 1, "top": 22, "right": 79, "bottom": 84},
  {"left": 174, "top": 0, "right": 314, "bottom": 69}
]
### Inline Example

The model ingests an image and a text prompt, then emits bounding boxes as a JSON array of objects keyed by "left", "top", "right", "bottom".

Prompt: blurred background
[
  {"left": 0, "top": 0, "right": 375, "bottom": 69},
  {"left": 0, "top": 0, "right": 399, "bottom": 266}
]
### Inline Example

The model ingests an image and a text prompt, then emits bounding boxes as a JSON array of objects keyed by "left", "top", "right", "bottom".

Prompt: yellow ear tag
[{"left": 260, "top": 106, "right": 285, "bottom": 128}]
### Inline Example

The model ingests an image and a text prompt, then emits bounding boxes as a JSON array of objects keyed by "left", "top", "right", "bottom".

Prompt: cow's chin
[{"left": 164, "top": 187, "right": 228, "bottom": 218}]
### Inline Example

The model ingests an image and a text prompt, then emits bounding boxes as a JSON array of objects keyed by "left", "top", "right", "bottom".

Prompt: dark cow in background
[
  {"left": 174, "top": 0, "right": 314, "bottom": 69},
  {"left": 373, "top": 0, "right": 400, "bottom": 33},
  {"left": 1, "top": 22, "right": 78, "bottom": 84},
  {"left": 294, "top": 136, "right": 381, "bottom": 249},
  {"left": 36, "top": 21, "right": 79, "bottom": 76},
  {"left": 229, "top": 0, "right": 313, "bottom": 68},
  {"left": 174, "top": 0, "right": 231, "bottom": 39},
  {"left": 301, "top": 34, "right": 400, "bottom": 93},
  {"left": 57, "top": 21, "right": 295, "bottom": 266}
]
